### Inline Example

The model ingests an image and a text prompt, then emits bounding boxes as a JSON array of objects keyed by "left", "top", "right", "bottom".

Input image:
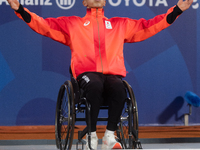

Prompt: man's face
[{"left": 83, "top": 0, "right": 106, "bottom": 8}]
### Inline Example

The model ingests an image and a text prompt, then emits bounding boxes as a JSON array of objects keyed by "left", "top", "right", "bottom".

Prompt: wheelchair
[{"left": 55, "top": 71, "right": 142, "bottom": 150}]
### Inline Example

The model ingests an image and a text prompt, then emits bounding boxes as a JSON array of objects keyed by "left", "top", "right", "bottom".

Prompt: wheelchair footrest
[
  {"left": 76, "top": 140, "right": 84, "bottom": 150},
  {"left": 133, "top": 140, "right": 142, "bottom": 149}
]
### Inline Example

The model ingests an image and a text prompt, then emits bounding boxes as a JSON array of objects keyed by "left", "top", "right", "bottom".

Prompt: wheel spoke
[
  {"left": 55, "top": 81, "right": 75, "bottom": 150},
  {"left": 117, "top": 80, "right": 140, "bottom": 149}
]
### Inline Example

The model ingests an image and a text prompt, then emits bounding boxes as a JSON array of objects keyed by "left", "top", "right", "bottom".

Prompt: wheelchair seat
[{"left": 55, "top": 71, "right": 142, "bottom": 150}]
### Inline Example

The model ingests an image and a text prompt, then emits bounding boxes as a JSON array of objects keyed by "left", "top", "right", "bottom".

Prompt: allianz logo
[
  {"left": 56, "top": 0, "right": 76, "bottom": 9},
  {"left": 0, "top": 0, "right": 76, "bottom": 9}
]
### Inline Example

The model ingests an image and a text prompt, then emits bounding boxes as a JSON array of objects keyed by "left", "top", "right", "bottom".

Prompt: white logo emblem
[
  {"left": 105, "top": 21, "right": 112, "bottom": 29},
  {"left": 84, "top": 21, "right": 90, "bottom": 26},
  {"left": 82, "top": 75, "right": 90, "bottom": 83},
  {"left": 56, "top": 0, "right": 76, "bottom": 10}
]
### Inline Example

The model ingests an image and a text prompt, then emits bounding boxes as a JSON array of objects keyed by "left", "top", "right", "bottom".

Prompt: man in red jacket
[{"left": 7, "top": 0, "right": 193, "bottom": 149}]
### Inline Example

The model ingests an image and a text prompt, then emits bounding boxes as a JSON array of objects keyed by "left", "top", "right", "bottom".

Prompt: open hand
[
  {"left": 7, "top": 0, "right": 20, "bottom": 11},
  {"left": 177, "top": 0, "right": 193, "bottom": 11}
]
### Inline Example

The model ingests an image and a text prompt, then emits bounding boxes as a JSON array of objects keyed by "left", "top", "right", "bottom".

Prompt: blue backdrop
[{"left": 0, "top": 0, "right": 200, "bottom": 126}]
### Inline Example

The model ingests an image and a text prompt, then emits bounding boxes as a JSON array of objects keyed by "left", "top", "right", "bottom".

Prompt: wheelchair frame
[{"left": 55, "top": 75, "right": 142, "bottom": 150}]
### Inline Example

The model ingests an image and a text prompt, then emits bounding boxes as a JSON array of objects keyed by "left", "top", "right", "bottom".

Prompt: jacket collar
[{"left": 85, "top": 8, "right": 105, "bottom": 19}]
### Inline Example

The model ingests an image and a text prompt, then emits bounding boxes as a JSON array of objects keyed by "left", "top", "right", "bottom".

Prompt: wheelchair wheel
[
  {"left": 55, "top": 80, "right": 75, "bottom": 150},
  {"left": 117, "top": 80, "right": 140, "bottom": 149}
]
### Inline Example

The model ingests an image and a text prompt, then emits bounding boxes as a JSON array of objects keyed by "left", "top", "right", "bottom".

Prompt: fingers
[
  {"left": 7, "top": 0, "right": 20, "bottom": 10},
  {"left": 188, "top": 0, "right": 194, "bottom": 5},
  {"left": 7, "top": 0, "right": 11, "bottom": 5},
  {"left": 186, "top": 0, "right": 193, "bottom": 8},
  {"left": 186, "top": 0, "right": 193, "bottom": 6},
  {"left": 177, "top": 0, "right": 193, "bottom": 11},
  {"left": 179, "top": 0, "right": 183, "bottom": 3}
]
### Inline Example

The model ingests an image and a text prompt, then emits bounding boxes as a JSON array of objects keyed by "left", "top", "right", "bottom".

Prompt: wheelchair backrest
[{"left": 69, "top": 66, "right": 84, "bottom": 104}]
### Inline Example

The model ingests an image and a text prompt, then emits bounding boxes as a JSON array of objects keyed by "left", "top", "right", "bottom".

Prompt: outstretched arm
[
  {"left": 125, "top": 0, "right": 192, "bottom": 43},
  {"left": 8, "top": 0, "right": 70, "bottom": 45},
  {"left": 7, "top": 0, "right": 20, "bottom": 11},
  {"left": 7, "top": 0, "right": 31, "bottom": 23},
  {"left": 177, "top": 0, "right": 193, "bottom": 11}
]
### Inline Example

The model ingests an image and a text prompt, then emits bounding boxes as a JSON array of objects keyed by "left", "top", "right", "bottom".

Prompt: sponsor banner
[{"left": 0, "top": 0, "right": 199, "bottom": 9}]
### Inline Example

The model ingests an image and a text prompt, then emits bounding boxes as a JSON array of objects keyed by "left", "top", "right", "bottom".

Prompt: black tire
[
  {"left": 118, "top": 80, "right": 139, "bottom": 149},
  {"left": 55, "top": 80, "right": 75, "bottom": 150}
]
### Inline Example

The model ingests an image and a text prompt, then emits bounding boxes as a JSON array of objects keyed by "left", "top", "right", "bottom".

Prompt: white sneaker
[
  {"left": 85, "top": 134, "right": 98, "bottom": 150},
  {"left": 101, "top": 133, "right": 122, "bottom": 149}
]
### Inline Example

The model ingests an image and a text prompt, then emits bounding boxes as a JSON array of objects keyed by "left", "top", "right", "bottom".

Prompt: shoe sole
[{"left": 112, "top": 143, "right": 122, "bottom": 149}]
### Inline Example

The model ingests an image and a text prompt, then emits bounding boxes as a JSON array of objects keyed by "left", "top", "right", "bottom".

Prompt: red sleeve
[
  {"left": 124, "top": 5, "right": 181, "bottom": 43},
  {"left": 15, "top": 8, "right": 71, "bottom": 46}
]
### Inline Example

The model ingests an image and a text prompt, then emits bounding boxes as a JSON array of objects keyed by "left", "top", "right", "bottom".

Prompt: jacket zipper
[{"left": 96, "top": 9, "right": 103, "bottom": 73}]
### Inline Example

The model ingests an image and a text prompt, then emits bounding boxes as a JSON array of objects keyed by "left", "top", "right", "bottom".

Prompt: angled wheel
[
  {"left": 117, "top": 80, "right": 141, "bottom": 149},
  {"left": 55, "top": 80, "right": 75, "bottom": 150}
]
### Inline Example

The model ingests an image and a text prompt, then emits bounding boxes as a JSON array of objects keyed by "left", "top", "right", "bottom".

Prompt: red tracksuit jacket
[{"left": 15, "top": 5, "right": 182, "bottom": 78}]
